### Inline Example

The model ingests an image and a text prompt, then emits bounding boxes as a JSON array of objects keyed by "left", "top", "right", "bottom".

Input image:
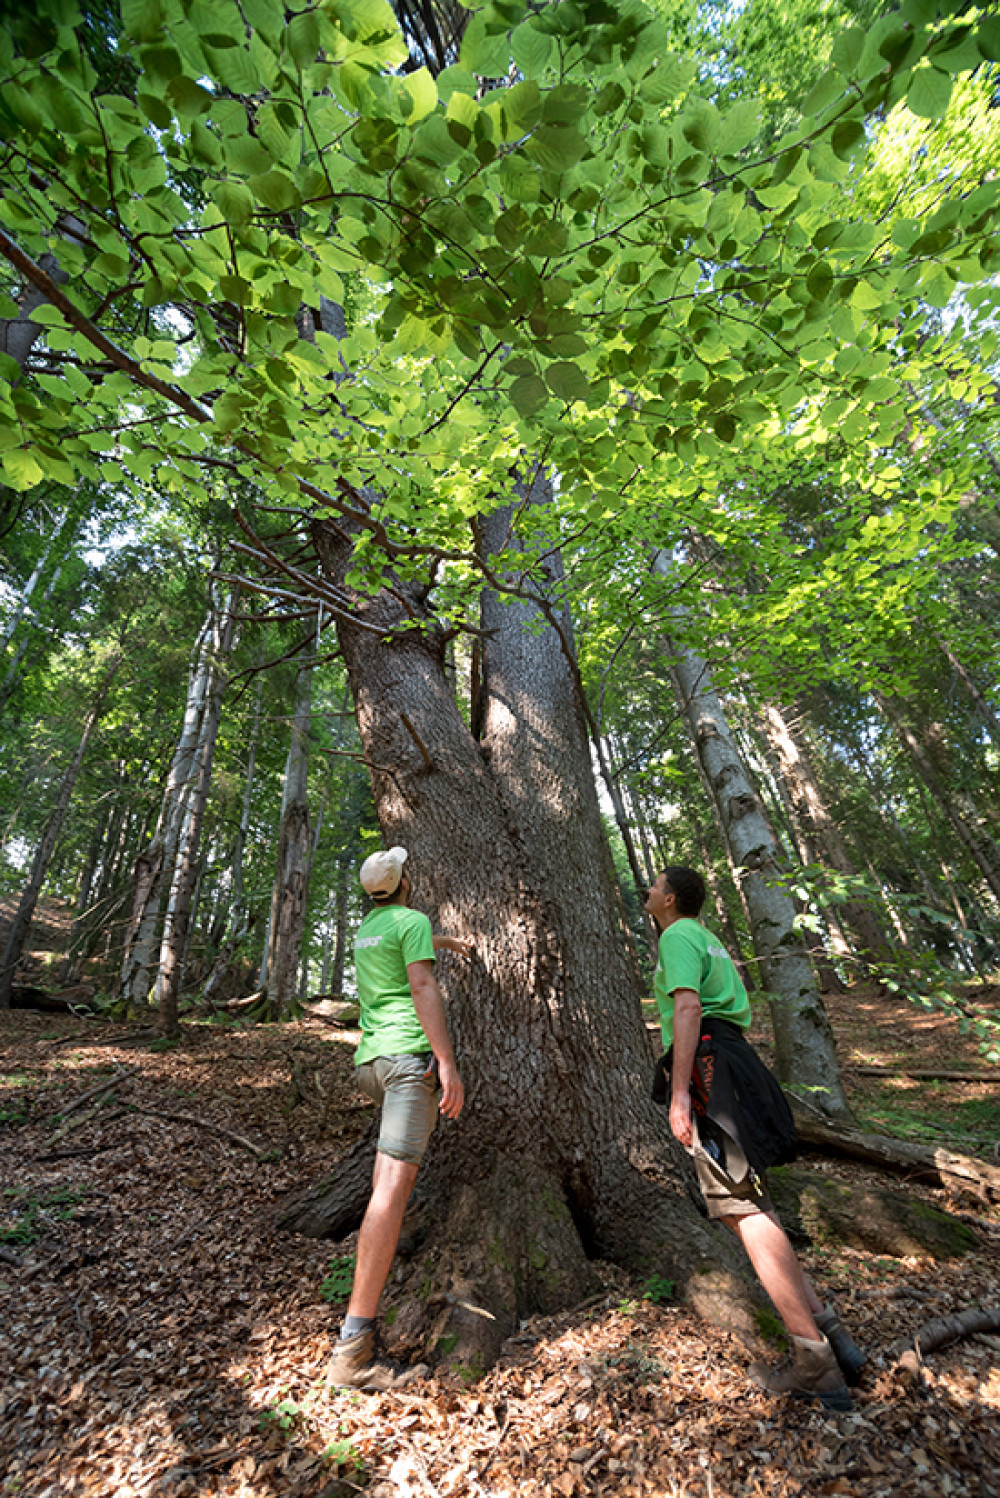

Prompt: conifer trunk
[{"left": 278, "top": 519, "right": 758, "bottom": 1370}]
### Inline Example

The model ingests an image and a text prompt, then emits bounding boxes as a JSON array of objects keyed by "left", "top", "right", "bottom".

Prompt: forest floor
[{"left": 1, "top": 978, "right": 999, "bottom": 1498}]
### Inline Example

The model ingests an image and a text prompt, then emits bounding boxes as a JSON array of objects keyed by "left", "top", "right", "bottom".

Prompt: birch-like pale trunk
[
  {"left": 262, "top": 651, "right": 314, "bottom": 1018},
  {"left": 0, "top": 652, "right": 120, "bottom": 1008},
  {"left": 155, "top": 599, "right": 237, "bottom": 1036},
  {"left": 118, "top": 608, "right": 217, "bottom": 1007},
  {"left": 665, "top": 640, "right": 851, "bottom": 1119}
]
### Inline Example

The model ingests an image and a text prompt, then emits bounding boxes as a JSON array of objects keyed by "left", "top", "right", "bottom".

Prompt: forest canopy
[{"left": 0, "top": 0, "right": 998, "bottom": 1059}]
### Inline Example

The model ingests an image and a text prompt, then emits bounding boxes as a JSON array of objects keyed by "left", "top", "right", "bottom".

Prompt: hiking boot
[
  {"left": 326, "top": 1327, "right": 380, "bottom": 1388},
  {"left": 815, "top": 1303, "right": 867, "bottom": 1385},
  {"left": 749, "top": 1334, "right": 853, "bottom": 1412},
  {"left": 325, "top": 1327, "right": 406, "bottom": 1393}
]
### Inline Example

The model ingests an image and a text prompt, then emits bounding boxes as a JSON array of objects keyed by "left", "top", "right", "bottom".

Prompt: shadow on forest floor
[{"left": 1, "top": 979, "right": 999, "bottom": 1498}]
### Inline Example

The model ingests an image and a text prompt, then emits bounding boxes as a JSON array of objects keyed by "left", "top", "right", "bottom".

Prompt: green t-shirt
[
  {"left": 353, "top": 904, "right": 436, "bottom": 1065},
  {"left": 654, "top": 918, "right": 751, "bottom": 1051}
]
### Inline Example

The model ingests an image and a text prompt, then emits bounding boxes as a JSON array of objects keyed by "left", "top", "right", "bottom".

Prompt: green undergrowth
[
  {"left": 856, "top": 1080, "right": 1000, "bottom": 1157},
  {"left": 1, "top": 1185, "right": 88, "bottom": 1246}
]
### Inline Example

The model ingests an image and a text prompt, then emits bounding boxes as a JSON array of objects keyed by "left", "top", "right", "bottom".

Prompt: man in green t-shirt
[
  {"left": 326, "top": 845, "right": 468, "bottom": 1390},
  {"left": 648, "top": 865, "right": 863, "bottom": 1412}
]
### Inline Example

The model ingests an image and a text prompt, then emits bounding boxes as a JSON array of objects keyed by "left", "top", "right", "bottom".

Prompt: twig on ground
[
  {"left": 132, "top": 1105, "right": 271, "bottom": 1161},
  {"left": 47, "top": 1067, "right": 133, "bottom": 1124},
  {"left": 889, "top": 1304, "right": 1000, "bottom": 1382}
]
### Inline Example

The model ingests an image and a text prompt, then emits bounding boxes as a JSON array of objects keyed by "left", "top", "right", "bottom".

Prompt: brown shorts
[{"left": 690, "top": 1115, "right": 773, "bottom": 1221}]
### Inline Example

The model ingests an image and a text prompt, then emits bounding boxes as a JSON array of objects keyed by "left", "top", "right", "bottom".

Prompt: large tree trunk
[
  {"left": 0, "top": 653, "right": 120, "bottom": 1008},
  {"left": 279, "top": 518, "right": 758, "bottom": 1371},
  {"left": 664, "top": 638, "right": 852, "bottom": 1120}
]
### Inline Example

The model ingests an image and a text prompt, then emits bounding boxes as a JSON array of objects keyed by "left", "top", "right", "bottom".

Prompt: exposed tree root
[
  {"left": 890, "top": 1305, "right": 1000, "bottom": 1382},
  {"left": 276, "top": 1130, "right": 762, "bottom": 1374},
  {"left": 790, "top": 1104, "right": 1000, "bottom": 1201}
]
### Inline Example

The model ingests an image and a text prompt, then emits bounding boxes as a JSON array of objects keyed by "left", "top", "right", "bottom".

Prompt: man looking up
[
  {"left": 646, "top": 865, "right": 864, "bottom": 1411},
  {"left": 326, "top": 846, "right": 466, "bottom": 1388}
]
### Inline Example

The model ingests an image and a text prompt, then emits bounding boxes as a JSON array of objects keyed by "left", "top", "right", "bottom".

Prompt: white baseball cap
[{"left": 360, "top": 845, "right": 408, "bottom": 898}]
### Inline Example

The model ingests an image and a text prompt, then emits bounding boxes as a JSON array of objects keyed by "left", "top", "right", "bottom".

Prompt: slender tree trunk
[
  {"left": 940, "top": 642, "right": 1000, "bottom": 751},
  {"left": 263, "top": 650, "right": 314, "bottom": 1019},
  {"left": 118, "top": 603, "right": 218, "bottom": 1007},
  {"left": 761, "top": 701, "right": 895, "bottom": 970},
  {"left": 877, "top": 691, "right": 1000, "bottom": 905},
  {"left": 156, "top": 598, "right": 237, "bottom": 1036},
  {"left": 0, "top": 653, "right": 120, "bottom": 1007},
  {"left": 664, "top": 638, "right": 851, "bottom": 1119}
]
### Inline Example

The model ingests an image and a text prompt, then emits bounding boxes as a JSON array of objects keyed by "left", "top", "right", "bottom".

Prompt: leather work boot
[
  {"left": 325, "top": 1327, "right": 393, "bottom": 1392},
  {"left": 749, "top": 1334, "right": 853, "bottom": 1412},
  {"left": 815, "top": 1303, "right": 867, "bottom": 1385}
]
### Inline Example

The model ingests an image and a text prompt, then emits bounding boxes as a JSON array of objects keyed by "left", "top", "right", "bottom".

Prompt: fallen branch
[
  {"left": 853, "top": 1066, "right": 999, "bottom": 1082},
  {"left": 790, "top": 1105, "right": 1000, "bottom": 1200},
  {"left": 133, "top": 1105, "right": 271, "bottom": 1161},
  {"left": 35, "top": 1131, "right": 132, "bottom": 1163},
  {"left": 890, "top": 1305, "right": 1000, "bottom": 1382},
  {"left": 47, "top": 1067, "right": 132, "bottom": 1124}
]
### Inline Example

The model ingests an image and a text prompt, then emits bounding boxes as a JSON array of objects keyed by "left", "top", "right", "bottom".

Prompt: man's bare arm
[
  {"left": 669, "top": 987, "right": 702, "bottom": 1148},
  {"left": 407, "top": 959, "right": 464, "bottom": 1119}
]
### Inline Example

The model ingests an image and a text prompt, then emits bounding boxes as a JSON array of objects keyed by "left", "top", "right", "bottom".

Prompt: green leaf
[
  {"left": 460, "top": 12, "right": 512, "bottom": 77},
  {"left": 906, "top": 66, "right": 952, "bottom": 120},
  {"left": 509, "top": 373, "right": 549, "bottom": 417},
  {"left": 1, "top": 448, "right": 45, "bottom": 489},
  {"left": 831, "top": 27, "right": 866, "bottom": 76},
  {"left": 399, "top": 67, "right": 437, "bottom": 122},
  {"left": 167, "top": 76, "right": 213, "bottom": 117},
  {"left": 542, "top": 84, "right": 589, "bottom": 126},
  {"left": 801, "top": 68, "right": 843, "bottom": 117},
  {"left": 287, "top": 11, "right": 320, "bottom": 70},
  {"left": 544, "top": 360, "right": 589, "bottom": 402},
  {"left": 524, "top": 124, "right": 587, "bottom": 173},
  {"left": 121, "top": 0, "right": 165, "bottom": 43},
  {"left": 211, "top": 180, "right": 254, "bottom": 225},
  {"left": 830, "top": 119, "right": 866, "bottom": 160},
  {"left": 247, "top": 169, "right": 300, "bottom": 211},
  {"left": 978, "top": 17, "right": 1000, "bottom": 62},
  {"left": 511, "top": 20, "right": 553, "bottom": 76}
]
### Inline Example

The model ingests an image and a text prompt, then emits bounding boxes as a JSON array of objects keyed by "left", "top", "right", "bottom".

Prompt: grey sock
[{"left": 341, "top": 1314, "right": 374, "bottom": 1340}]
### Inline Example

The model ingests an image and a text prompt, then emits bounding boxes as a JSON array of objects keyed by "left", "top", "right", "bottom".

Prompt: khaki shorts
[
  {"left": 690, "top": 1115, "right": 773, "bottom": 1221},
  {"left": 355, "top": 1053, "right": 440, "bottom": 1165}
]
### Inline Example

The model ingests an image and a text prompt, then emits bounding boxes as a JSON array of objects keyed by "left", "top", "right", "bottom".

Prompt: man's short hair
[{"left": 662, "top": 866, "right": 706, "bottom": 918}]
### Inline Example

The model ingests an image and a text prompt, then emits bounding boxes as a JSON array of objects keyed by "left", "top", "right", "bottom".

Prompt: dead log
[
  {"left": 790, "top": 1103, "right": 1000, "bottom": 1200},
  {"left": 890, "top": 1305, "right": 1000, "bottom": 1382},
  {"left": 853, "top": 1066, "right": 1000, "bottom": 1082},
  {"left": 10, "top": 984, "right": 99, "bottom": 1014}
]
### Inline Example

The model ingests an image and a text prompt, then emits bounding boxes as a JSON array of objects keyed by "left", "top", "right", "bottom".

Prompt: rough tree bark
[
  {"left": 663, "top": 636, "right": 852, "bottom": 1120},
  {"left": 278, "top": 516, "right": 757, "bottom": 1373}
]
